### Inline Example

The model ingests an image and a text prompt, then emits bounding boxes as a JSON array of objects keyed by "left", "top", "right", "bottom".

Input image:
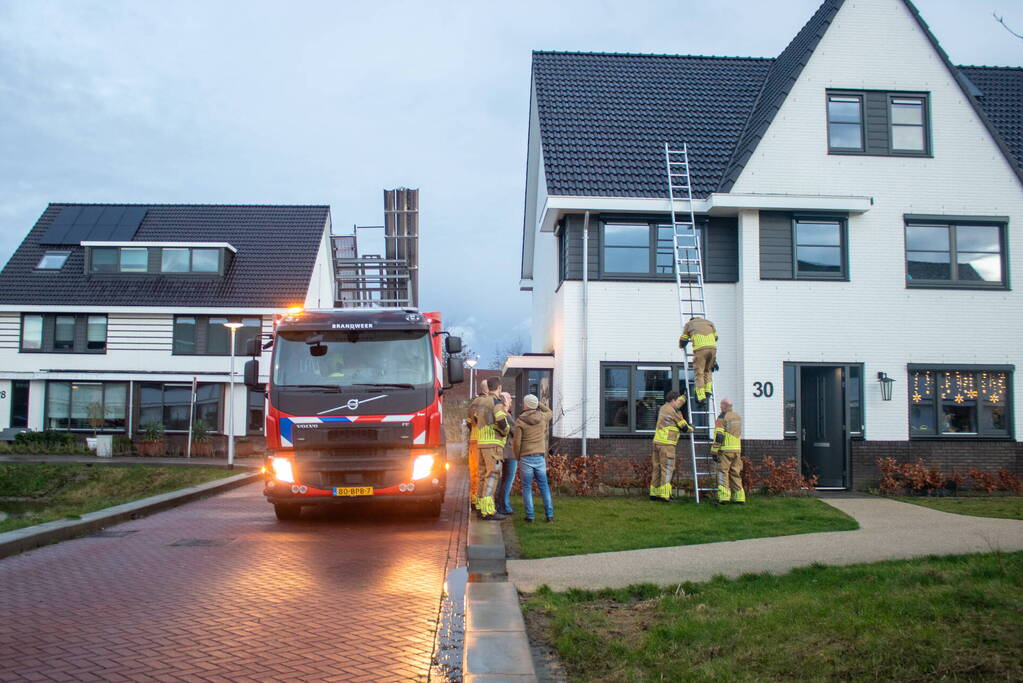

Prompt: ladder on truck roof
[{"left": 664, "top": 142, "right": 717, "bottom": 504}]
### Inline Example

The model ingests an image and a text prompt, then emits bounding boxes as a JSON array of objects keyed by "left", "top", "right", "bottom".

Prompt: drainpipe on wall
[{"left": 581, "top": 211, "right": 590, "bottom": 459}]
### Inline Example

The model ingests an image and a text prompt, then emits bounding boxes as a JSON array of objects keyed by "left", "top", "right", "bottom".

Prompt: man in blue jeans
[{"left": 512, "top": 394, "right": 554, "bottom": 522}]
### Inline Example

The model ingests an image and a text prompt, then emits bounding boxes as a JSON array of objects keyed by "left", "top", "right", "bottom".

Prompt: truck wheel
[
  {"left": 274, "top": 503, "right": 302, "bottom": 521},
  {"left": 419, "top": 497, "right": 442, "bottom": 518}
]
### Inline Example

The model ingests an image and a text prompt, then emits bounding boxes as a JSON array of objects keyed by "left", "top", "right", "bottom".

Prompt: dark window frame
[
  {"left": 904, "top": 219, "right": 1009, "bottom": 290},
  {"left": 599, "top": 361, "right": 704, "bottom": 436},
  {"left": 791, "top": 215, "right": 849, "bottom": 281},
  {"left": 43, "top": 380, "right": 129, "bottom": 433},
  {"left": 159, "top": 247, "right": 224, "bottom": 274},
  {"left": 888, "top": 94, "right": 928, "bottom": 154},
  {"left": 19, "top": 313, "right": 107, "bottom": 354},
  {"left": 826, "top": 89, "right": 932, "bottom": 158},
  {"left": 87, "top": 246, "right": 227, "bottom": 276},
  {"left": 137, "top": 381, "right": 223, "bottom": 434},
  {"left": 826, "top": 92, "right": 864, "bottom": 152},
  {"left": 598, "top": 219, "right": 706, "bottom": 281},
  {"left": 908, "top": 365, "right": 1014, "bottom": 440},
  {"left": 172, "top": 315, "right": 262, "bottom": 356}
]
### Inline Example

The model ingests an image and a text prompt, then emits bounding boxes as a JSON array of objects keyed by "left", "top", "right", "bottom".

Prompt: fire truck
[{"left": 243, "top": 307, "right": 464, "bottom": 520}]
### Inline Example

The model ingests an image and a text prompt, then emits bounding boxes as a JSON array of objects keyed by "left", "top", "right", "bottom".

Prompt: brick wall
[{"left": 549, "top": 436, "right": 1022, "bottom": 490}]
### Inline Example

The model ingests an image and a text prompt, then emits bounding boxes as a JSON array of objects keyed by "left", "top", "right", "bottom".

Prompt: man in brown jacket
[
  {"left": 711, "top": 397, "right": 744, "bottom": 504},
  {"left": 512, "top": 394, "right": 555, "bottom": 522},
  {"left": 650, "top": 391, "right": 693, "bottom": 502},
  {"left": 678, "top": 316, "right": 718, "bottom": 403},
  {"left": 469, "top": 378, "right": 511, "bottom": 520}
]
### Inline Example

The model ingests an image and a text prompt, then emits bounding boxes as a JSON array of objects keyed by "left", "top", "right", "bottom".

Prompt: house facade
[
  {"left": 0, "top": 204, "right": 335, "bottom": 453},
  {"left": 517, "top": 0, "right": 1022, "bottom": 487}
]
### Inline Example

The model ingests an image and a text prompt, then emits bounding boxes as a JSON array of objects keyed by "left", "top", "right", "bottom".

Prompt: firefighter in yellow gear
[
  {"left": 468, "top": 378, "right": 511, "bottom": 520},
  {"left": 711, "top": 397, "right": 744, "bottom": 504},
  {"left": 650, "top": 391, "right": 693, "bottom": 502},
  {"left": 678, "top": 316, "right": 718, "bottom": 402},
  {"left": 465, "top": 379, "right": 490, "bottom": 511}
]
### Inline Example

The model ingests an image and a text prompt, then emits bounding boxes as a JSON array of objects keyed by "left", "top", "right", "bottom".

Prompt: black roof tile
[
  {"left": 0, "top": 204, "right": 330, "bottom": 308},
  {"left": 533, "top": 0, "right": 1022, "bottom": 199}
]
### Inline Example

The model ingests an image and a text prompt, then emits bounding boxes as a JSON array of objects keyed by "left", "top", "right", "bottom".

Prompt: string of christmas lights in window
[{"left": 911, "top": 370, "right": 1005, "bottom": 404}]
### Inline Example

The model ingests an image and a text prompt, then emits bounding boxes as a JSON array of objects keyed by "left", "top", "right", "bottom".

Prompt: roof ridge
[
  {"left": 47, "top": 202, "right": 330, "bottom": 208},
  {"left": 957, "top": 64, "right": 1023, "bottom": 71},
  {"left": 532, "top": 49, "right": 773, "bottom": 61}
]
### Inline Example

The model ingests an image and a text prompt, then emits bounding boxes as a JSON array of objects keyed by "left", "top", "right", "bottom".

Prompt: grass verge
[
  {"left": 511, "top": 496, "right": 857, "bottom": 559},
  {"left": 894, "top": 495, "right": 1023, "bottom": 520},
  {"left": 0, "top": 463, "right": 235, "bottom": 533},
  {"left": 522, "top": 551, "right": 1023, "bottom": 682}
]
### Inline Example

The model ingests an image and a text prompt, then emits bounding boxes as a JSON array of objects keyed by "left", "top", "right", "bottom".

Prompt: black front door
[
  {"left": 800, "top": 367, "right": 846, "bottom": 488},
  {"left": 10, "top": 380, "right": 29, "bottom": 428}
]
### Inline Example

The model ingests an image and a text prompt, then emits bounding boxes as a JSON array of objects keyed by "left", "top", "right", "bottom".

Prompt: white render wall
[
  {"left": 551, "top": 280, "right": 737, "bottom": 439},
  {"left": 728, "top": 0, "right": 1022, "bottom": 441},
  {"left": 0, "top": 312, "right": 274, "bottom": 433},
  {"left": 305, "top": 222, "right": 336, "bottom": 309}
]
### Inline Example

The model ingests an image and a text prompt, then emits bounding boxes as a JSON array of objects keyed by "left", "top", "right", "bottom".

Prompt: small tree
[
  {"left": 140, "top": 420, "right": 165, "bottom": 456},
  {"left": 87, "top": 401, "right": 104, "bottom": 436}
]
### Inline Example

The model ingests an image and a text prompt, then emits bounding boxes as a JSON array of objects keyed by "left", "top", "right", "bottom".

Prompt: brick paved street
[{"left": 0, "top": 469, "right": 468, "bottom": 682}]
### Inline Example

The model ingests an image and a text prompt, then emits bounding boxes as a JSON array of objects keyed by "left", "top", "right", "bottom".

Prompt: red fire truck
[{"left": 243, "top": 307, "right": 464, "bottom": 520}]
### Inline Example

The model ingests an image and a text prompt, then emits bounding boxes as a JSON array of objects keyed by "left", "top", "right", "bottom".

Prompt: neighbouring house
[
  {"left": 512, "top": 0, "right": 1022, "bottom": 488},
  {"left": 0, "top": 203, "right": 335, "bottom": 454}
]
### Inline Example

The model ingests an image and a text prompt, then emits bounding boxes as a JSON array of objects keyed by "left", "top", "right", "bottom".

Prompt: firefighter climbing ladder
[{"left": 664, "top": 142, "right": 717, "bottom": 503}]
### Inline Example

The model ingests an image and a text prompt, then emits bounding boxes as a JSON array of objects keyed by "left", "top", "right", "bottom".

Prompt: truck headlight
[
  {"left": 411, "top": 454, "right": 434, "bottom": 481},
  {"left": 272, "top": 457, "right": 295, "bottom": 483}
]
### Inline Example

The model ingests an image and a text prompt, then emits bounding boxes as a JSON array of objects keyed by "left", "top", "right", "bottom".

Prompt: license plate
[{"left": 333, "top": 486, "right": 373, "bottom": 497}]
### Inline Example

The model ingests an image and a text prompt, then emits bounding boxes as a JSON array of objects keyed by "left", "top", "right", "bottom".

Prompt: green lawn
[
  {"left": 511, "top": 496, "right": 858, "bottom": 559},
  {"left": 0, "top": 463, "right": 234, "bottom": 533},
  {"left": 895, "top": 495, "right": 1023, "bottom": 520},
  {"left": 522, "top": 552, "right": 1023, "bottom": 682}
]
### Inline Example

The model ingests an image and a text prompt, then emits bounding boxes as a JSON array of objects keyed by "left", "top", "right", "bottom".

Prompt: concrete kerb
[
  {"left": 463, "top": 515, "right": 538, "bottom": 681},
  {"left": 0, "top": 471, "right": 260, "bottom": 559}
]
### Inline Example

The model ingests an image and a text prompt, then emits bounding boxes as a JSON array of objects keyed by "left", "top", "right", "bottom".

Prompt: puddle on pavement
[
  {"left": 432, "top": 565, "right": 467, "bottom": 681},
  {"left": 0, "top": 500, "right": 51, "bottom": 522}
]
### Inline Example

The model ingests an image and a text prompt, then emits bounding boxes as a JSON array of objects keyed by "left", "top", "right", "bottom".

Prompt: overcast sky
[{"left": 1, "top": 0, "right": 1020, "bottom": 366}]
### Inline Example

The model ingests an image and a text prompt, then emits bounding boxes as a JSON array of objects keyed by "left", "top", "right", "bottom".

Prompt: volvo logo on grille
[{"left": 317, "top": 394, "right": 388, "bottom": 415}]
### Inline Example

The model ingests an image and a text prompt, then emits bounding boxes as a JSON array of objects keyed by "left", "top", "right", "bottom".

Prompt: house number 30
[{"left": 752, "top": 382, "right": 774, "bottom": 398}]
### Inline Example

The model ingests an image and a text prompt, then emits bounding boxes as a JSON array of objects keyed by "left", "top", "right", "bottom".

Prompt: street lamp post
[
  {"left": 224, "top": 321, "right": 244, "bottom": 468},
  {"left": 466, "top": 357, "right": 478, "bottom": 397}
]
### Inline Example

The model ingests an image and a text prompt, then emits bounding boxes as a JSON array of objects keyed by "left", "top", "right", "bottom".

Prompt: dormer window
[
  {"left": 84, "top": 241, "right": 234, "bottom": 276},
  {"left": 160, "top": 248, "right": 221, "bottom": 273},
  {"left": 36, "top": 251, "right": 71, "bottom": 270}
]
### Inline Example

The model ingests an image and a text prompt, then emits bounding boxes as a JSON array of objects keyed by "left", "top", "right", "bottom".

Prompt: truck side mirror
[
  {"left": 445, "top": 336, "right": 462, "bottom": 355},
  {"left": 244, "top": 359, "right": 260, "bottom": 389},
  {"left": 446, "top": 357, "right": 464, "bottom": 385},
  {"left": 244, "top": 337, "right": 261, "bottom": 357}
]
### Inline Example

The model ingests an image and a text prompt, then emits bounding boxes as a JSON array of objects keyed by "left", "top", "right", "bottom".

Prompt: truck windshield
[{"left": 273, "top": 330, "right": 433, "bottom": 389}]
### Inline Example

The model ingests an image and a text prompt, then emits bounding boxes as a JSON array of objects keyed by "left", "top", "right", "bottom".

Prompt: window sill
[
  {"left": 19, "top": 349, "right": 107, "bottom": 355},
  {"left": 906, "top": 282, "right": 1009, "bottom": 291},
  {"left": 909, "top": 435, "right": 1014, "bottom": 441},
  {"left": 828, "top": 150, "right": 932, "bottom": 159}
]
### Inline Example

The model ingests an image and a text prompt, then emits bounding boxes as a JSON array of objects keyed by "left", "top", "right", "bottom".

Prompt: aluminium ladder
[{"left": 663, "top": 142, "right": 718, "bottom": 503}]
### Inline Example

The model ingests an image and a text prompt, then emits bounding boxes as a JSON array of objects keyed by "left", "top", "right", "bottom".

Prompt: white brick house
[
  {"left": 0, "top": 204, "right": 335, "bottom": 453},
  {"left": 514, "top": 0, "right": 1022, "bottom": 487}
]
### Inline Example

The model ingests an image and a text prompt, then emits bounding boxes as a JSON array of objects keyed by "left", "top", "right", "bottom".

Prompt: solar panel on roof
[
  {"left": 109, "top": 207, "right": 147, "bottom": 241},
  {"left": 38, "top": 206, "right": 83, "bottom": 245},
  {"left": 36, "top": 205, "right": 147, "bottom": 245}
]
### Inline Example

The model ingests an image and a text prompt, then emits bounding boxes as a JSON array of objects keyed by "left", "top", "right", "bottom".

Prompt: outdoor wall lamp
[{"left": 877, "top": 371, "right": 895, "bottom": 401}]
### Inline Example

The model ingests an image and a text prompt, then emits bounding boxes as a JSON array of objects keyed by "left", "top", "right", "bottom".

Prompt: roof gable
[{"left": 0, "top": 204, "right": 330, "bottom": 308}]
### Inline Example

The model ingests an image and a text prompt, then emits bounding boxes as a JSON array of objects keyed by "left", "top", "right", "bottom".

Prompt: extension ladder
[{"left": 664, "top": 142, "right": 717, "bottom": 503}]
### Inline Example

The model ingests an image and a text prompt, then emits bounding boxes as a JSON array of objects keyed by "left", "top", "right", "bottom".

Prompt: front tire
[
  {"left": 418, "top": 497, "right": 443, "bottom": 518},
  {"left": 274, "top": 503, "right": 302, "bottom": 521}
]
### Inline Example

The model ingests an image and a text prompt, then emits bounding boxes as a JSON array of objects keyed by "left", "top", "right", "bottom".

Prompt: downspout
[{"left": 581, "top": 211, "right": 590, "bottom": 458}]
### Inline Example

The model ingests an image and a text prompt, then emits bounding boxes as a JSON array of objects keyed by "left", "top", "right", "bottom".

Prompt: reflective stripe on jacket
[
  {"left": 653, "top": 402, "right": 691, "bottom": 446},
  {"left": 713, "top": 410, "right": 742, "bottom": 452},
  {"left": 679, "top": 317, "right": 718, "bottom": 351},
  {"left": 472, "top": 395, "right": 510, "bottom": 447}
]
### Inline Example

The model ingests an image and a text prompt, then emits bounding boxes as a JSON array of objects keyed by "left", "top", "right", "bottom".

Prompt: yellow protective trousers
[
  {"left": 693, "top": 347, "right": 716, "bottom": 399},
  {"left": 650, "top": 443, "right": 676, "bottom": 499}
]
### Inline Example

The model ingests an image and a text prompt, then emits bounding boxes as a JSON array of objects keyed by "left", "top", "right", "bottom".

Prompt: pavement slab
[
  {"left": 508, "top": 495, "right": 1023, "bottom": 591},
  {"left": 0, "top": 470, "right": 468, "bottom": 681}
]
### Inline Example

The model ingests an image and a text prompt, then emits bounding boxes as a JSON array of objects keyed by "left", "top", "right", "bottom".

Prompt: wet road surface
[{"left": 0, "top": 471, "right": 468, "bottom": 682}]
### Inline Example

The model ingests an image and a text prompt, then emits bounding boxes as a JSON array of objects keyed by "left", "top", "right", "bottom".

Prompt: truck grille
[{"left": 327, "top": 428, "right": 378, "bottom": 443}]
